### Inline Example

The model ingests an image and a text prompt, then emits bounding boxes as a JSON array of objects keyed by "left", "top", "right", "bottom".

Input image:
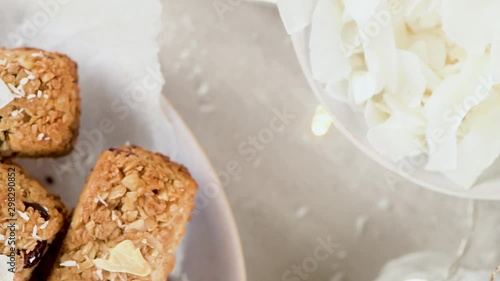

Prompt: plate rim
[{"left": 160, "top": 95, "right": 247, "bottom": 280}]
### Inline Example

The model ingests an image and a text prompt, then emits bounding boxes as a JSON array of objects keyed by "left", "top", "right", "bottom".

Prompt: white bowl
[{"left": 290, "top": 29, "right": 500, "bottom": 200}]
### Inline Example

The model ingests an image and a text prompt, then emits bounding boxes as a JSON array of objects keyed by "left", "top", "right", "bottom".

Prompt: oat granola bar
[
  {"left": 0, "top": 47, "right": 80, "bottom": 157},
  {"left": 0, "top": 160, "right": 67, "bottom": 281},
  {"left": 49, "top": 145, "right": 198, "bottom": 281}
]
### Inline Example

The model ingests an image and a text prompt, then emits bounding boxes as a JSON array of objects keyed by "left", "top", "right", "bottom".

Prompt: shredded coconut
[
  {"left": 17, "top": 211, "right": 29, "bottom": 221},
  {"left": 60, "top": 260, "right": 78, "bottom": 267}
]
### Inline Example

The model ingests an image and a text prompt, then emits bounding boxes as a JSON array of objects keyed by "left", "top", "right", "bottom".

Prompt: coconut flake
[
  {"left": 96, "top": 195, "right": 108, "bottom": 207},
  {"left": 40, "top": 221, "right": 49, "bottom": 230},
  {"left": 364, "top": 99, "right": 389, "bottom": 128},
  {"left": 350, "top": 71, "right": 379, "bottom": 104},
  {"left": 19, "top": 77, "right": 28, "bottom": 86},
  {"left": 309, "top": 0, "right": 351, "bottom": 84},
  {"left": 391, "top": 50, "right": 427, "bottom": 107},
  {"left": 95, "top": 269, "right": 103, "bottom": 280},
  {"left": 93, "top": 240, "right": 151, "bottom": 277},
  {"left": 32, "top": 225, "right": 42, "bottom": 240},
  {"left": 60, "top": 260, "right": 78, "bottom": 267},
  {"left": 277, "top": 0, "right": 318, "bottom": 34},
  {"left": 17, "top": 211, "right": 29, "bottom": 221},
  {"left": 444, "top": 106, "right": 500, "bottom": 188},
  {"left": 404, "top": 0, "right": 439, "bottom": 21},
  {"left": 442, "top": 0, "right": 500, "bottom": 55},
  {"left": 356, "top": 0, "right": 398, "bottom": 93},
  {"left": 0, "top": 255, "right": 15, "bottom": 281},
  {"left": 367, "top": 110, "right": 426, "bottom": 161},
  {"left": 408, "top": 35, "right": 447, "bottom": 71},
  {"left": 7, "top": 83, "right": 22, "bottom": 97},
  {"left": 37, "top": 133, "right": 44, "bottom": 141},
  {"left": 0, "top": 78, "right": 15, "bottom": 109},
  {"left": 424, "top": 55, "right": 491, "bottom": 171},
  {"left": 491, "top": 30, "right": 500, "bottom": 83},
  {"left": 24, "top": 70, "right": 36, "bottom": 80},
  {"left": 343, "top": 0, "right": 381, "bottom": 24}
]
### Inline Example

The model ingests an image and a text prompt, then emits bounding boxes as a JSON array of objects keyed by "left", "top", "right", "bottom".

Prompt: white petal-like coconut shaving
[
  {"left": 419, "top": 60, "right": 442, "bottom": 91},
  {"left": 408, "top": 35, "right": 447, "bottom": 71},
  {"left": 343, "top": 0, "right": 381, "bottom": 24},
  {"left": 277, "top": 0, "right": 318, "bottom": 34},
  {"left": 309, "top": 0, "right": 351, "bottom": 83},
  {"left": 368, "top": 110, "right": 426, "bottom": 161},
  {"left": 364, "top": 100, "right": 389, "bottom": 128},
  {"left": 350, "top": 71, "right": 379, "bottom": 105},
  {"left": 490, "top": 30, "right": 500, "bottom": 83},
  {"left": 356, "top": 0, "right": 398, "bottom": 93},
  {"left": 424, "top": 55, "right": 491, "bottom": 171},
  {"left": 0, "top": 78, "right": 14, "bottom": 109},
  {"left": 403, "top": 0, "right": 439, "bottom": 21},
  {"left": 442, "top": 0, "right": 500, "bottom": 55},
  {"left": 391, "top": 50, "right": 427, "bottom": 107},
  {"left": 444, "top": 107, "right": 500, "bottom": 188}
]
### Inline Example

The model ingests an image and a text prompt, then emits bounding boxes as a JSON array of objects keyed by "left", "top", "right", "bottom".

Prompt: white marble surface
[{"left": 160, "top": 1, "right": 500, "bottom": 280}]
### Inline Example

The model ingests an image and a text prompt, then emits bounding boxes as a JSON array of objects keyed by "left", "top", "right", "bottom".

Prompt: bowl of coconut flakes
[{"left": 278, "top": 0, "right": 500, "bottom": 199}]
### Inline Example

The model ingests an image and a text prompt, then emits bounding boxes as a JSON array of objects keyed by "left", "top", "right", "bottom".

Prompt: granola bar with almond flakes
[
  {"left": 0, "top": 47, "right": 80, "bottom": 157},
  {"left": 48, "top": 145, "right": 198, "bottom": 281},
  {"left": 0, "top": 159, "right": 67, "bottom": 281}
]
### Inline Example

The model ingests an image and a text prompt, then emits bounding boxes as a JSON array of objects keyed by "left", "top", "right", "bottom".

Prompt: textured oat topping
[
  {"left": 49, "top": 145, "right": 198, "bottom": 281},
  {"left": 0, "top": 160, "right": 67, "bottom": 281},
  {"left": 0, "top": 47, "right": 80, "bottom": 157}
]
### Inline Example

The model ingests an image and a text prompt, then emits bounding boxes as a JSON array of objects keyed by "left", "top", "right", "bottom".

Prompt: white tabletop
[{"left": 160, "top": 1, "right": 500, "bottom": 280}]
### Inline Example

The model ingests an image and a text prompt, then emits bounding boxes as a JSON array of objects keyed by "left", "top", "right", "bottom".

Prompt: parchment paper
[{"left": 0, "top": 0, "right": 176, "bottom": 208}]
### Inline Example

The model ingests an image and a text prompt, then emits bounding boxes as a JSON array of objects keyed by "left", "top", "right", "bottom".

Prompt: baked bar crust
[
  {"left": 0, "top": 47, "right": 80, "bottom": 157},
  {"left": 0, "top": 160, "right": 67, "bottom": 281},
  {"left": 49, "top": 145, "right": 198, "bottom": 280}
]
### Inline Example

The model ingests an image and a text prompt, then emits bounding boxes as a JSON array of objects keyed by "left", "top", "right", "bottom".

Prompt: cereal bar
[
  {"left": 0, "top": 160, "right": 67, "bottom": 281},
  {"left": 0, "top": 47, "right": 80, "bottom": 157},
  {"left": 49, "top": 145, "right": 198, "bottom": 280}
]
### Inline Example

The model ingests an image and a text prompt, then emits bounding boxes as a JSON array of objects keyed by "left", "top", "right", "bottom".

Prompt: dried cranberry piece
[
  {"left": 23, "top": 202, "right": 50, "bottom": 221},
  {"left": 109, "top": 147, "right": 136, "bottom": 156},
  {"left": 23, "top": 240, "right": 47, "bottom": 268}
]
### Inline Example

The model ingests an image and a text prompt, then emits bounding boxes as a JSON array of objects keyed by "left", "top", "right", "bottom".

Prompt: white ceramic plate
[
  {"left": 19, "top": 96, "right": 247, "bottom": 281},
  {"left": 0, "top": 0, "right": 246, "bottom": 278},
  {"left": 290, "top": 30, "right": 500, "bottom": 200}
]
